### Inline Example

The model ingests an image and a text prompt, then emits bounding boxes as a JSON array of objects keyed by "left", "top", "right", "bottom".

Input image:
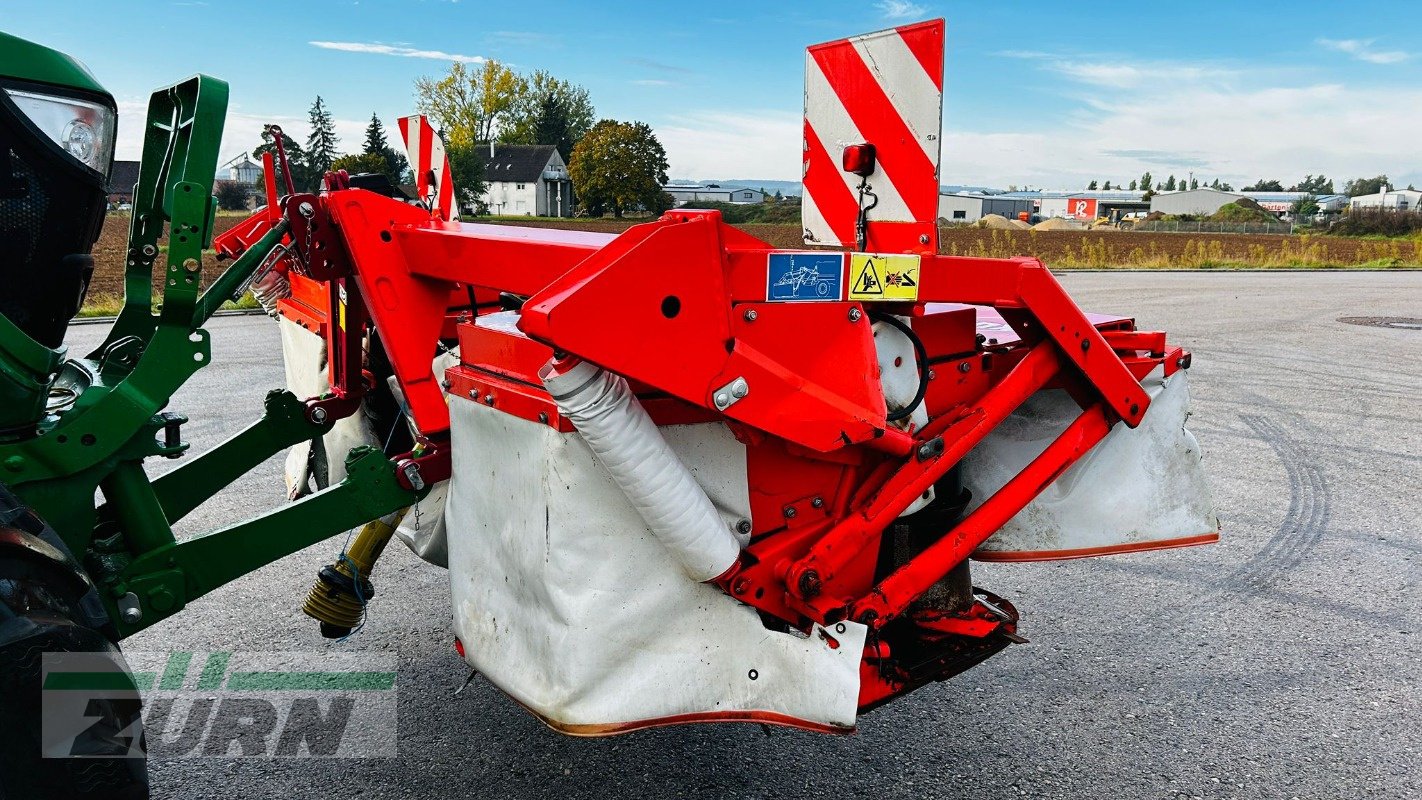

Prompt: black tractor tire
[{"left": 0, "top": 486, "right": 148, "bottom": 799}]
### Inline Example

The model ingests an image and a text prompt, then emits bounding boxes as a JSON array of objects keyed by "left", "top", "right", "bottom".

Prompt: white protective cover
[
  {"left": 446, "top": 397, "right": 867, "bottom": 733},
  {"left": 276, "top": 317, "right": 449, "bottom": 565},
  {"left": 966, "top": 365, "right": 1218, "bottom": 559}
]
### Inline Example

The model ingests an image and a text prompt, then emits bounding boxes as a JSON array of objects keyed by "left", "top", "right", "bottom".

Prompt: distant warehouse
[
  {"left": 663, "top": 184, "right": 767, "bottom": 206},
  {"left": 939, "top": 190, "right": 1147, "bottom": 223},
  {"left": 1150, "top": 188, "right": 1348, "bottom": 219}
]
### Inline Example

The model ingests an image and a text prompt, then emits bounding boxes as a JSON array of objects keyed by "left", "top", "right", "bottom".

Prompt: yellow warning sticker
[{"left": 848, "top": 253, "right": 921, "bottom": 301}]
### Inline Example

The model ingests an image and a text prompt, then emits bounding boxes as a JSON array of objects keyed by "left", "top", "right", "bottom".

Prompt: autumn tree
[
  {"left": 306, "top": 96, "right": 339, "bottom": 182},
  {"left": 214, "top": 181, "right": 249, "bottom": 211},
  {"left": 500, "top": 70, "right": 595, "bottom": 162},
  {"left": 330, "top": 152, "right": 388, "bottom": 177},
  {"left": 415, "top": 60, "right": 525, "bottom": 147},
  {"left": 568, "top": 120, "right": 669, "bottom": 217}
]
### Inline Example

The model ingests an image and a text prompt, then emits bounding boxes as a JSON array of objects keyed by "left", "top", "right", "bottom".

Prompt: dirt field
[
  {"left": 88, "top": 214, "right": 249, "bottom": 299},
  {"left": 87, "top": 213, "right": 1421, "bottom": 300}
]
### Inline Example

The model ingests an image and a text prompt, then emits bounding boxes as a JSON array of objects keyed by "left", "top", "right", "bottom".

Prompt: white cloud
[
  {"left": 308, "top": 40, "right": 485, "bottom": 63},
  {"left": 632, "top": 79, "right": 675, "bottom": 87},
  {"left": 655, "top": 110, "right": 802, "bottom": 181},
  {"left": 938, "top": 79, "right": 1422, "bottom": 190},
  {"left": 877, "top": 0, "right": 928, "bottom": 19},
  {"left": 1047, "top": 60, "right": 1238, "bottom": 89},
  {"left": 1317, "top": 38, "right": 1410, "bottom": 65}
]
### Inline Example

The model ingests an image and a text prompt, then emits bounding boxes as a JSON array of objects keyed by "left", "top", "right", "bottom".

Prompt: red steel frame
[{"left": 217, "top": 185, "right": 1197, "bottom": 708}]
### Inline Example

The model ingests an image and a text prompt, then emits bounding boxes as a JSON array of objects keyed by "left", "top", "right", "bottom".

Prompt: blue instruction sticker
[{"left": 765, "top": 252, "right": 845, "bottom": 301}]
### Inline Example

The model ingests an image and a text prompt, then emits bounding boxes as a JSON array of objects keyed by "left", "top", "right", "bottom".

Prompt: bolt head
[
  {"left": 811, "top": 497, "right": 824, "bottom": 508},
  {"left": 743, "top": 309, "right": 758, "bottom": 322},
  {"left": 310, "top": 407, "right": 328, "bottom": 423},
  {"left": 121, "top": 607, "right": 142, "bottom": 624},
  {"left": 714, "top": 392, "right": 730, "bottom": 408},
  {"left": 736, "top": 519, "right": 753, "bottom": 534},
  {"left": 849, "top": 308, "right": 863, "bottom": 322},
  {"left": 731, "top": 381, "right": 748, "bottom": 399},
  {"left": 298, "top": 201, "right": 315, "bottom": 218},
  {"left": 919, "top": 234, "right": 931, "bottom": 245},
  {"left": 783, "top": 506, "right": 797, "bottom": 519}
]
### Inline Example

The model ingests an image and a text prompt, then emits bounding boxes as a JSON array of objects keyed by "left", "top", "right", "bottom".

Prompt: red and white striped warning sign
[
  {"left": 397, "top": 115, "right": 458, "bottom": 221},
  {"left": 802, "top": 20, "right": 944, "bottom": 254}
]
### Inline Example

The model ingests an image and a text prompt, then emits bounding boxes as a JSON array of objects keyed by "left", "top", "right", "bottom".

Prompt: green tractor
[{"left": 0, "top": 32, "right": 421, "bottom": 797}]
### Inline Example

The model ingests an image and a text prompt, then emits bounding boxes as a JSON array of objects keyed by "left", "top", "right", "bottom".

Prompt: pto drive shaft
[{"left": 302, "top": 508, "right": 409, "bottom": 638}]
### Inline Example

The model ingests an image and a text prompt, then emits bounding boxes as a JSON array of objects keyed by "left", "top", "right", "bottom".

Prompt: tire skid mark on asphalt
[{"left": 1218, "top": 414, "right": 1332, "bottom": 598}]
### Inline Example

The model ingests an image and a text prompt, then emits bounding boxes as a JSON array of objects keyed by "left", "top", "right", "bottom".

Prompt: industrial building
[
  {"left": 1349, "top": 189, "right": 1422, "bottom": 211},
  {"left": 1007, "top": 191, "right": 1149, "bottom": 222},
  {"left": 1150, "top": 189, "right": 1348, "bottom": 219},
  {"left": 663, "top": 184, "right": 767, "bottom": 205},
  {"left": 939, "top": 190, "right": 1149, "bottom": 223},
  {"left": 938, "top": 192, "right": 1034, "bottom": 223}
]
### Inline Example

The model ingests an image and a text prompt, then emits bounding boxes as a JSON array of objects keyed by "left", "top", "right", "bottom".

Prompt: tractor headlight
[{"left": 3, "top": 88, "right": 116, "bottom": 175}]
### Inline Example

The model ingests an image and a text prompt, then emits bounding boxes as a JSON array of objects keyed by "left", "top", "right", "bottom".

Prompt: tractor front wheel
[{"left": 0, "top": 486, "right": 148, "bottom": 799}]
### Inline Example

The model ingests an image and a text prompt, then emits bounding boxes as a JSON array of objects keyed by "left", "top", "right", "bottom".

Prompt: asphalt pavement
[{"left": 61, "top": 271, "right": 1421, "bottom": 799}]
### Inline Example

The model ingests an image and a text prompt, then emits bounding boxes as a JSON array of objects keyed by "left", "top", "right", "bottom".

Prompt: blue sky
[{"left": 5, "top": 1, "right": 1421, "bottom": 189}]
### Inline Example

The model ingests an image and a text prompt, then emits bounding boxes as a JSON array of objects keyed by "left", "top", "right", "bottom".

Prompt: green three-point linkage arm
[{"left": 2, "top": 74, "right": 421, "bottom": 639}]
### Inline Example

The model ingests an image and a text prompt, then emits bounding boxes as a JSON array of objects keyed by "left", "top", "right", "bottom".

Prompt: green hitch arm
[
  {"left": 191, "top": 218, "right": 290, "bottom": 326},
  {"left": 111, "top": 446, "right": 424, "bottom": 638},
  {"left": 150, "top": 389, "right": 330, "bottom": 524}
]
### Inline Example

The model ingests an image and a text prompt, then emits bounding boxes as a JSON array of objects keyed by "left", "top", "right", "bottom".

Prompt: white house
[{"left": 479, "top": 144, "right": 572, "bottom": 217}]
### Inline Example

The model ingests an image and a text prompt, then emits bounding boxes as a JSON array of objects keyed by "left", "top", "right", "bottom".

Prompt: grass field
[{"left": 81, "top": 213, "right": 1420, "bottom": 314}]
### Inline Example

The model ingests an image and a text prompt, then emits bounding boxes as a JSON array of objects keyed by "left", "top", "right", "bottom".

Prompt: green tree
[
  {"left": 1189, "top": 177, "right": 1199, "bottom": 190},
  {"left": 1291, "top": 174, "right": 1333, "bottom": 194},
  {"left": 1342, "top": 175, "right": 1389, "bottom": 196},
  {"left": 568, "top": 119, "right": 669, "bottom": 218},
  {"left": 500, "top": 70, "right": 595, "bottom": 163},
  {"left": 1128, "top": 179, "right": 1137, "bottom": 191},
  {"left": 444, "top": 140, "right": 487, "bottom": 214},
  {"left": 1290, "top": 194, "right": 1320, "bottom": 218},
  {"left": 1139, "top": 172, "right": 1153, "bottom": 195},
  {"left": 362, "top": 113, "right": 408, "bottom": 181},
  {"left": 1243, "top": 178, "right": 1284, "bottom": 191},
  {"left": 331, "top": 152, "right": 388, "bottom": 176},
  {"left": 1102, "top": 180, "right": 1112, "bottom": 190},
  {"left": 415, "top": 60, "right": 525, "bottom": 148},
  {"left": 253, "top": 125, "right": 312, "bottom": 192},
  {"left": 305, "top": 96, "right": 340, "bottom": 184},
  {"left": 1087, "top": 180, "right": 1098, "bottom": 190},
  {"left": 1165, "top": 175, "right": 1177, "bottom": 191}
]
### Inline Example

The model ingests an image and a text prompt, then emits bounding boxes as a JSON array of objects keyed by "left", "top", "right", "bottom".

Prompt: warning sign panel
[{"left": 848, "top": 253, "right": 921, "bottom": 302}]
